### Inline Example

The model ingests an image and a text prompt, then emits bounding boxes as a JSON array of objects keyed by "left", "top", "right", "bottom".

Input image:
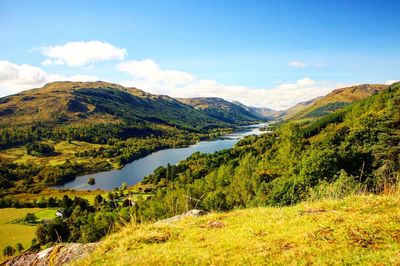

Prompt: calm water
[{"left": 53, "top": 123, "right": 268, "bottom": 191}]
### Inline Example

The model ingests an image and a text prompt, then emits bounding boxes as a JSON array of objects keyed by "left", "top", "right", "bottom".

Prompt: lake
[{"left": 53, "top": 123, "right": 268, "bottom": 190}]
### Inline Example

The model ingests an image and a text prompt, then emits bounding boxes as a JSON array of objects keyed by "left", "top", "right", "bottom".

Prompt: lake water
[{"left": 53, "top": 123, "right": 268, "bottom": 191}]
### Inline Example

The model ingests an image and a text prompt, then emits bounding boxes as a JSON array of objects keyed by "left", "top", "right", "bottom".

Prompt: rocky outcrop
[
  {"left": 157, "top": 209, "right": 208, "bottom": 224},
  {"left": 3, "top": 210, "right": 207, "bottom": 265},
  {"left": 2, "top": 243, "right": 98, "bottom": 266}
]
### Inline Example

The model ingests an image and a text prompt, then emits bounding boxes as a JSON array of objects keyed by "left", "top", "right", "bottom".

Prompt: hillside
[
  {"left": 71, "top": 193, "right": 400, "bottom": 265},
  {"left": 0, "top": 81, "right": 226, "bottom": 131},
  {"left": 231, "top": 101, "right": 281, "bottom": 120},
  {"left": 292, "top": 84, "right": 387, "bottom": 119},
  {"left": 177, "top": 97, "right": 262, "bottom": 124},
  {"left": 281, "top": 96, "right": 322, "bottom": 119}
]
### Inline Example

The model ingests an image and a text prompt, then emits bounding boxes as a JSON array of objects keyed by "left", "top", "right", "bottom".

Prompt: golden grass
[
  {"left": 0, "top": 140, "right": 110, "bottom": 166},
  {"left": 12, "top": 189, "right": 107, "bottom": 204},
  {"left": 75, "top": 194, "right": 400, "bottom": 265},
  {"left": 0, "top": 208, "right": 41, "bottom": 256}
]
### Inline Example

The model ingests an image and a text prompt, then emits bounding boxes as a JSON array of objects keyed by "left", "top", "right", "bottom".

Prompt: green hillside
[
  {"left": 126, "top": 82, "right": 400, "bottom": 220},
  {"left": 0, "top": 81, "right": 225, "bottom": 131},
  {"left": 292, "top": 84, "right": 387, "bottom": 119},
  {"left": 177, "top": 97, "right": 263, "bottom": 124}
]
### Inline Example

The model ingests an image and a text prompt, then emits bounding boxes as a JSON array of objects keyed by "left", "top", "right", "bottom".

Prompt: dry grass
[
  {"left": 74, "top": 193, "right": 400, "bottom": 265},
  {"left": 0, "top": 140, "right": 110, "bottom": 166}
]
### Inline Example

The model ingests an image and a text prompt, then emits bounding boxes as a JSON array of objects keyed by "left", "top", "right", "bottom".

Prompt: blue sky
[{"left": 0, "top": 0, "right": 399, "bottom": 109}]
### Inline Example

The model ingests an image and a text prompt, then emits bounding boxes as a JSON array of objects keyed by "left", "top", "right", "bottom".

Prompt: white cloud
[
  {"left": 118, "top": 59, "right": 195, "bottom": 86},
  {"left": 386, "top": 79, "right": 399, "bottom": 85},
  {"left": 289, "top": 61, "right": 307, "bottom": 68},
  {"left": 41, "top": 41, "right": 126, "bottom": 67},
  {"left": 0, "top": 60, "right": 98, "bottom": 97},
  {"left": 118, "top": 59, "right": 343, "bottom": 110}
]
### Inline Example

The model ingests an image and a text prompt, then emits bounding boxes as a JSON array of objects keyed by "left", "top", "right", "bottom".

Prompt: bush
[
  {"left": 3, "top": 245, "right": 16, "bottom": 257},
  {"left": 307, "top": 170, "right": 362, "bottom": 201}
]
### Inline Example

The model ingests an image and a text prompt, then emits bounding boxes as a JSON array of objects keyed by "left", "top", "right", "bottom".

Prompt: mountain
[
  {"left": 291, "top": 84, "right": 387, "bottom": 119},
  {"left": 278, "top": 97, "right": 322, "bottom": 119},
  {"left": 0, "top": 81, "right": 228, "bottom": 131},
  {"left": 231, "top": 101, "right": 281, "bottom": 119},
  {"left": 176, "top": 97, "right": 263, "bottom": 124}
]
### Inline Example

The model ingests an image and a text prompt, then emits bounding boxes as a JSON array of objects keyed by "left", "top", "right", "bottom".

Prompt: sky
[{"left": 0, "top": 0, "right": 399, "bottom": 110}]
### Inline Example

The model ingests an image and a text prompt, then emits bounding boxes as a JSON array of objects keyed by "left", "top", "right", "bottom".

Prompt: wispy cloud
[
  {"left": 288, "top": 61, "right": 325, "bottom": 68},
  {"left": 289, "top": 61, "right": 307, "bottom": 68},
  {"left": 41, "top": 41, "right": 127, "bottom": 67}
]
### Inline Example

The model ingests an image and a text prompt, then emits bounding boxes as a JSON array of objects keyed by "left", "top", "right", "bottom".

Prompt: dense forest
[{"left": 130, "top": 82, "right": 400, "bottom": 220}]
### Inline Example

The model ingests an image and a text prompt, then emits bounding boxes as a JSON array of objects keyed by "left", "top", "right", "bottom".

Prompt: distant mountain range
[
  {"left": 0, "top": 82, "right": 388, "bottom": 131},
  {"left": 0, "top": 82, "right": 264, "bottom": 131},
  {"left": 176, "top": 97, "right": 260, "bottom": 123}
]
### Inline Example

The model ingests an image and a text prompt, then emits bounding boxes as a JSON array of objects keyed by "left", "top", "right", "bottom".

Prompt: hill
[
  {"left": 231, "top": 101, "right": 281, "bottom": 119},
  {"left": 70, "top": 193, "right": 400, "bottom": 265},
  {"left": 280, "top": 96, "right": 322, "bottom": 119},
  {"left": 176, "top": 97, "right": 263, "bottom": 124},
  {"left": 0, "top": 81, "right": 226, "bottom": 131},
  {"left": 292, "top": 84, "right": 387, "bottom": 119}
]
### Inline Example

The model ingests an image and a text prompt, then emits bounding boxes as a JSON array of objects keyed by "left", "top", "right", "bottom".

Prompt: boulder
[{"left": 3, "top": 243, "right": 98, "bottom": 266}]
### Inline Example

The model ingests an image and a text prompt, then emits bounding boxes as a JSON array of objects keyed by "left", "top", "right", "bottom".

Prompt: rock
[
  {"left": 3, "top": 243, "right": 98, "bottom": 266},
  {"left": 205, "top": 220, "right": 225, "bottom": 229},
  {"left": 157, "top": 209, "right": 208, "bottom": 224}
]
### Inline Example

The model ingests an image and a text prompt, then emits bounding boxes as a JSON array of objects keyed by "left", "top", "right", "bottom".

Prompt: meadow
[
  {"left": 0, "top": 208, "right": 55, "bottom": 258},
  {"left": 75, "top": 192, "right": 400, "bottom": 265},
  {"left": 0, "top": 140, "right": 110, "bottom": 166}
]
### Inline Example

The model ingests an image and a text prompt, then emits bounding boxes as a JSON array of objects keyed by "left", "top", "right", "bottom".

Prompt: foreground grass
[{"left": 76, "top": 194, "right": 400, "bottom": 265}]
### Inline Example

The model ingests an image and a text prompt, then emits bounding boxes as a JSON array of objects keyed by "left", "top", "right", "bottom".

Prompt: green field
[
  {"left": 0, "top": 140, "right": 110, "bottom": 166},
  {"left": 0, "top": 208, "right": 58, "bottom": 260},
  {"left": 34, "top": 209, "right": 57, "bottom": 220},
  {"left": 12, "top": 189, "right": 107, "bottom": 205},
  {"left": 0, "top": 208, "right": 41, "bottom": 257}
]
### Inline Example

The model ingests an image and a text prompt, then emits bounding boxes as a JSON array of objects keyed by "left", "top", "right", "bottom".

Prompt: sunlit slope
[
  {"left": 0, "top": 81, "right": 225, "bottom": 131},
  {"left": 76, "top": 193, "right": 400, "bottom": 265},
  {"left": 292, "top": 84, "right": 387, "bottom": 119}
]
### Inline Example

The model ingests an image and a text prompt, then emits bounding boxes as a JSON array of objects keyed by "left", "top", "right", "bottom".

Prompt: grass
[
  {"left": 12, "top": 189, "right": 107, "bottom": 205},
  {"left": 0, "top": 208, "right": 41, "bottom": 257},
  {"left": 75, "top": 193, "right": 400, "bottom": 265},
  {"left": 0, "top": 140, "right": 110, "bottom": 166},
  {"left": 34, "top": 209, "right": 57, "bottom": 220}
]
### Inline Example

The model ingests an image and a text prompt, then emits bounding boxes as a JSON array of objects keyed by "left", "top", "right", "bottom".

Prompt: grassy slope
[
  {"left": 292, "top": 84, "right": 387, "bottom": 119},
  {"left": 0, "top": 140, "right": 110, "bottom": 166},
  {"left": 177, "top": 97, "right": 261, "bottom": 123},
  {"left": 76, "top": 193, "right": 400, "bottom": 265},
  {"left": 0, "top": 81, "right": 224, "bottom": 130}
]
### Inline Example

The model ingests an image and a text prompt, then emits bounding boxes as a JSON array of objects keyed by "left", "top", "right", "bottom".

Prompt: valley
[{"left": 1, "top": 81, "right": 399, "bottom": 264}]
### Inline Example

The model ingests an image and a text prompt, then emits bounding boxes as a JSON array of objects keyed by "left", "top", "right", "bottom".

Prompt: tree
[
  {"left": 24, "top": 213, "right": 37, "bottom": 223},
  {"left": 16, "top": 243, "right": 24, "bottom": 253},
  {"left": 88, "top": 177, "right": 96, "bottom": 185},
  {"left": 3, "top": 245, "right": 16, "bottom": 257}
]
